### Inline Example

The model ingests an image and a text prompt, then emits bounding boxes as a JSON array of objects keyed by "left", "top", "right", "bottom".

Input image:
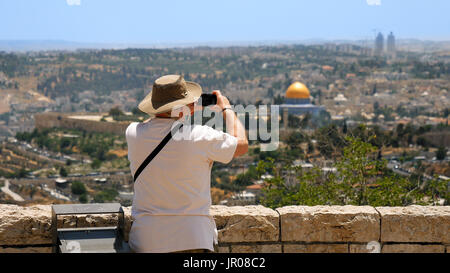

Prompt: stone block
[
  {"left": 210, "top": 205, "right": 279, "bottom": 243},
  {"left": 230, "top": 244, "right": 282, "bottom": 253},
  {"left": 0, "top": 205, "right": 52, "bottom": 245},
  {"left": 0, "top": 246, "right": 52, "bottom": 253},
  {"left": 382, "top": 244, "right": 445, "bottom": 253},
  {"left": 377, "top": 206, "right": 450, "bottom": 243},
  {"left": 216, "top": 245, "right": 230, "bottom": 253},
  {"left": 277, "top": 206, "right": 380, "bottom": 243},
  {"left": 349, "top": 242, "right": 381, "bottom": 253},
  {"left": 284, "top": 243, "right": 348, "bottom": 253}
]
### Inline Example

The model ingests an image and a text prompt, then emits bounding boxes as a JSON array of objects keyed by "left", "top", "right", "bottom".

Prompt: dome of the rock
[{"left": 285, "top": 82, "right": 310, "bottom": 99}]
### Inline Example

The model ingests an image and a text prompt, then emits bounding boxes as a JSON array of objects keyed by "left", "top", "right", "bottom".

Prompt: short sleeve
[
  {"left": 196, "top": 125, "right": 238, "bottom": 164},
  {"left": 125, "top": 122, "right": 138, "bottom": 139}
]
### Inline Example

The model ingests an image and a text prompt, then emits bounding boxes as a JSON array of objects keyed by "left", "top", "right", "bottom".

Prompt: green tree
[
  {"left": 424, "top": 177, "right": 449, "bottom": 205},
  {"left": 71, "top": 181, "right": 86, "bottom": 195},
  {"left": 132, "top": 107, "right": 145, "bottom": 116},
  {"left": 288, "top": 114, "right": 302, "bottom": 128},
  {"left": 307, "top": 141, "right": 314, "bottom": 154},
  {"left": 314, "top": 124, "right": 345, "bottom": 158},
  {"left": 233, "top": 165, "right": 260, "bottom": 188},
  {"left": 334, "top": 136, "right": 380, "bottom": 205},
  {"left": 273, "top": 94, "right": 284, "bottom": 105},
  {"left": 93, "top": 188, "right": 118, "bottom": 203},
  {"left": 436, "top": 147, "right": 447, "bottom": 161},
  {"left": 259, "top": 136, "right": 445, "bottom": 208},
  {"left": 14, "top": 168, "right": 29, "bottom": 178},
  {"left": 79, "top": 193, "right": 88, "bottom": 203},
  {"left": 91, "top": 159, "right": 102, "bottom": 169},
  {"left": 59, "top": 167, "right": 68, "bottom": 177},
  {"left": 109, "top": 106, "right": 124, "bottom": 117},
  {"left": 286, "top": 131, "right": 306, "bottom": 150}
]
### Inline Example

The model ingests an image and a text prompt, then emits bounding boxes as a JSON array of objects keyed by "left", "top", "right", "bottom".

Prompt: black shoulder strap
[{"left": 133, "top": 123, "right": 184, "bottom": 182}]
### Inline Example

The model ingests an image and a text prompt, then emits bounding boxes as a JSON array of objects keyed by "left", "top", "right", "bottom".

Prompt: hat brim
[{"left": 138, "top": 81, "right": 202, "bottom": 115}]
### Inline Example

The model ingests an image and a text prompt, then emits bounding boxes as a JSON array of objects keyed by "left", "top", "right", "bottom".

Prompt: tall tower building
[
  {"left": 387, "top": 32, "right": 396, "bottom": 54},
  {"left": 374, "top": 32, "right": 384, "bottom": 56}
]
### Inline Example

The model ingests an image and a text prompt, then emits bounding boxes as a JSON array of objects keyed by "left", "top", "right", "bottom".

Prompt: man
[{"left": 126, "top": 75, "right": 248, "bottom": 253}]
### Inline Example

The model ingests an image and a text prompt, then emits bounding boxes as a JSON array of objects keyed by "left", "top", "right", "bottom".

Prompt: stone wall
[
  {"left": 0, "top": 205, "right": 448, "bottom": 253},
  {"left": 34, "top": 112, "right": 130, "bottom": 135}
]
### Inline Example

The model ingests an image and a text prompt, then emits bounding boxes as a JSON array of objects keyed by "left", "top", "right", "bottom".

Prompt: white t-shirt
[{"left": 126, "top": 118, "right": 237, "bottom": 253}]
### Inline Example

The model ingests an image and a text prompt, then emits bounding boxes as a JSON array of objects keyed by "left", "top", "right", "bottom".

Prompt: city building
[
  {"left": 387, "top": 31, "right": 396, "bottom": 57},
  {"left": 375, "top": 32, "right": 384, "bottom": 55},
  {"left": 279, "top": 81, "right": 325, "bottom": 117},
  {"left": 333, "top": 93, "right": 348, "bottom": 103}
]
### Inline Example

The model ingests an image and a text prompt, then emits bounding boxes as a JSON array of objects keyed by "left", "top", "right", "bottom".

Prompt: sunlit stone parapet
[
  {"left": 0, "top": 205, "right": 132, "bottom": 246},
  {"left": 277, "top": 205, "right": 380, "bottom": 243},
  {"left": 1, "top": 204, "right": 449, "bottom": 253},
  {"left": 210, "top": 205, "right": 279, "bottom": 243},
  {"left": 0, "top": 205, "right": 52, "bottom": 245},
  {"left": 122, "top": 206, "right": 132, "bottom": 242},
  {"left": 377, "top": 205, "right": 450, "bottom": 243}
]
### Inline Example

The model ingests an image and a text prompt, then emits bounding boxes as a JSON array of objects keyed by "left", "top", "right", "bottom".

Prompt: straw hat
[{"left": 138, "top": 74, "right": 202, "bottom": 115}]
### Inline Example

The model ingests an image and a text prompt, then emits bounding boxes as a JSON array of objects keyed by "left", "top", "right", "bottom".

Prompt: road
[
  {"left": 387, "top": 162, "right": 437, "bottom": 182},
  {"left": 41, "top": 184, "right": 71, "bottom": 201},
  {"left": 0, "top": 180, "right": 25, "bottom": 202},
  {"left": 387, "top": 162, "right": 412, "bottom": 177}
]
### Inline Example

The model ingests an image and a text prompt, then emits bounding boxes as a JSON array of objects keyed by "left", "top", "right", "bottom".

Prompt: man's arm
[{"left": 212, "top": 90, "right": 248, "bottom": 158}]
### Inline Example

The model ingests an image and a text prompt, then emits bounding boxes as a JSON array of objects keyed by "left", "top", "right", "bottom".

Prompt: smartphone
[{"left": 200, "top": 93, "right": 217, "bottom": 107}]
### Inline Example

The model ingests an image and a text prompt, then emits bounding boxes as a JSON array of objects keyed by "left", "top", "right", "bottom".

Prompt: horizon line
[{"left": 1, "top": 37, "right": 450, "bottom": 52}]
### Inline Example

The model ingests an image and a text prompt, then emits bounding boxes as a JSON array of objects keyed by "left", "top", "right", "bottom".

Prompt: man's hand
[
  {"left": 211, "top": 90, "right": 248, "bottom": 158},
  {"left": 212, "top": 90, "right": 231, "bottom": 111}
]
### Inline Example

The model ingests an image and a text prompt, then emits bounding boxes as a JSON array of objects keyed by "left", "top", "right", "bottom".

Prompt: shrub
[
  {"left": 259, "top": 136, "right": 448, "bottom": 208},
  {"left": 59, "top": 167, "right": 68, "bottom": 177},
  {"left": 93, "top": 188, "right": 118, "bottom": 203},
  {"left": 79, "top": 193, "right": 88, "bottom": 203},
  {"left": 71, "top": 181, "right": 86, "bottom": 195}
]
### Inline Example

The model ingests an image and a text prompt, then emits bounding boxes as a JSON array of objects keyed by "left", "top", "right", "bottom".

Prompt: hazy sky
[{"left": 1, "top": 0, "right": 449, "bottom": 43}]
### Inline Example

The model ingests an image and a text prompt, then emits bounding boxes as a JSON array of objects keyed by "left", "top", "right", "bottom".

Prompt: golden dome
[{"left": 286, "top": 82, "right": 310, "bottom": 99}]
